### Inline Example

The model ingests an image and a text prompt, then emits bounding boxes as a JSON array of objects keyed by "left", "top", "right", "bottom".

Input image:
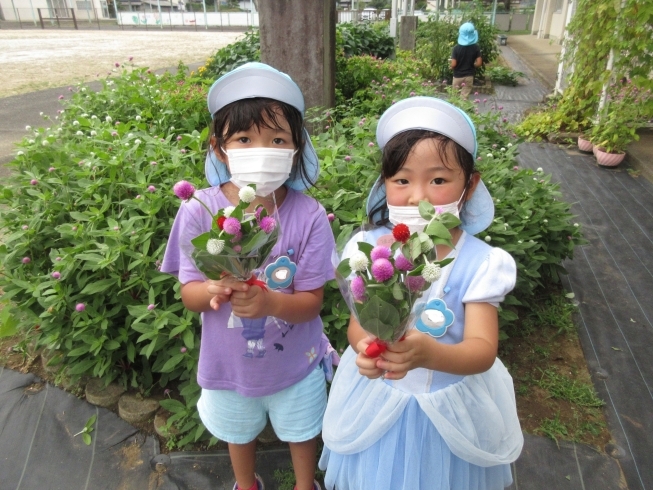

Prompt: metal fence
[{"left": 1, "top": 7, "right": 534, "bottom": 31}]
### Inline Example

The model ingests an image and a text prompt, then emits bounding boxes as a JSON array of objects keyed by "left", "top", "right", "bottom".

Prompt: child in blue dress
[
  {"left": 319, "top": 97, "right": 523, "bottom": 489},
  {"left": 162, "top": 63, "right": 336, "bottom": 490}
]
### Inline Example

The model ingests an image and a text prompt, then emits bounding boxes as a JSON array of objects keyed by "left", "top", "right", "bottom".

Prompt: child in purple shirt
[{"left": 161, "top": 63, "right": 335, "bottom": 490}]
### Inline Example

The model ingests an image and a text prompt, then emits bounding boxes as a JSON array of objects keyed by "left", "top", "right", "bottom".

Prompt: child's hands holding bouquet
[{"left": 336, "top": 202, "right": 460, "bottom": 358}]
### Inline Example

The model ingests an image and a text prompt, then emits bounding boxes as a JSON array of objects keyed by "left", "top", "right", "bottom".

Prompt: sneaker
[{"left": 232, "top": 473, "right": 265, "bottom": 490}]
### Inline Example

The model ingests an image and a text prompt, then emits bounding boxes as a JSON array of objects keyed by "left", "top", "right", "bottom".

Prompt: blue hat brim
[{"left": 205, "top": 127, "right": 320, "bottom": 191}]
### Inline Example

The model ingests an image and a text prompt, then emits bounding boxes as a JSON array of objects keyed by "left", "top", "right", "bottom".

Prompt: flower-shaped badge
[
  {"left": 415, "top": 299, "right": 455, "bottom": 338},
  {"left": 264, "top": 256, "right": 297, "bottom": 289}
]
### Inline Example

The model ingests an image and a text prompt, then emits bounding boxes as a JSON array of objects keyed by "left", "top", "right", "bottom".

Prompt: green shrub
[
  {"left": 336, "top": 22, "right": 395, "bottom": 59},
  {"left": 201, "top": 29, "right": 260, "bottom": 81},
  {"left": 487, "top": 66, "right": 525, "bottom": 86}
]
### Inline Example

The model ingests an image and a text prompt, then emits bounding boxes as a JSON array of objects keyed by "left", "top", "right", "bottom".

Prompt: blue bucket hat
[
  {"left": 366, "top": 96, "right": 494, "bottom": 235},
  {"left": 458, "top": 22, "right": 478, "bottom": 46},
  {"left": 205, "top": 62, "right": 320, "bottom": 190}
]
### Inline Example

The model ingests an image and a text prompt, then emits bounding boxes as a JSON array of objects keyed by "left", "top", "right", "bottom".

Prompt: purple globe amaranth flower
[
  {"left": 230, "top": 231, "right": 243, "bottom": 243},
  {"left": 75, "top": 303, "right": 86, "bottom": 312},
  {"left": 233, "top": 245, "right": 242, "bottom": 252},
  {"left": 147, "top": 185, "right": 156, "bottom": 192},
  {"left": 49, "top": 167, "right": 56, "bottom": 172},
  {"left": 51, "top": 271, "right": 61, "bottom": 279},
  {"left": 405, "top": 275, "right": 426, "bottom": 292},
  {"left": 327, "top": 213, "right": 335, "bottom": 222},
  {"left": 371, "top": 258, "right": 394, "bottom": 282},
  {"left": 395, "top": 254, "right": 414, "bottom": 271},
  {"left": 173, "top": 180, "right": 196, "bottom": 201},
  {"left": 370, "top": 246, "right": 391, "bottom": 261},
  {"left": 350, "top": 276, "right": 366, "bottom": 302},
  {"left": 223, "top": 217, "right": 241, "bottom": 235},
  {"left": 22, "top": 257, "right": 31, "bottom": 264},
  {"left": 30, "top": 179, "right": 38, "bottom": 185},
  {"left": 147, "top": 304, "right": 155, "bottom": 310},
  {"left": 344, "top": 155, "right": 351, "bottom": 162},
  {"left": 260, "top": 216, "right": 276, "bottom": 234}
]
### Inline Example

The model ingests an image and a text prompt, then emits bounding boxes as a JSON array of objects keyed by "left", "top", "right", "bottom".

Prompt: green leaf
[
  {"left": 79, "top": 278, "right": 116, "bottom": 295},
  {"left": 337, "top": 259, "right": 352, "bottom": 278},
  {"left": 0, "top": 308, "right": 18, "bottom": 338},
  {"left": 418, "top": 200, "right": 435, "bottom": 220},
  {"left": 357, "top": 295, "right": 400, "bottom": 341},
  {"left": 82, "top": 433, "right": 92, "bottom": 445}
]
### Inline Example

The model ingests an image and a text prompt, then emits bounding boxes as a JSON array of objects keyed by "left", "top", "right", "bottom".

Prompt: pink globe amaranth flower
[
  {"left": 371, "top": 258, "right": 394, "bottom": 282},
  {"left": 111, "top": 131, "right": 118, "bottom": 137},
  {"left": 49, "top": 167, "right": 55, "bottom": 172},
  {"left": 22, "top": 225, "right": 28, "bottom": 230},
  {"left": 30, "top": 179, "right": 38, "bottom": 185},
  {"left": 22, "top": 257, "right": 31, "bottom": 264},
  {"left": 180, "top": 347, "right": 187, "bottom": 353},
  {"left": 52, "top": 271, "right": 61, "bottom": 279},
  {"left": 513, "top": 166, "right": 519, "bottom": 171},
  {"left": 405, "top": 275, "right": 425, "bottom": 292},
  {"left": 150, "top": 161, "right": 157, "bottom": 166},
  {"left": 344, "top": 155, "right": 351, "bottom": 162},
  {"left": 75, "top": 303, "right": 85, "bottom": 312},
  {"left": 230, "top": 231, "right": 243, "bottom": 243},
  {"left": 147, "top": 185, "right": 156, "bottom": 192},
  {"left": 395, "top": 254, "right": 414, "bottom": 271},
  {"left": 410, "top": 91, "right": 415, "bottom": 96},
  {"left": 115, "top": 62, "right": 120, "bottom": 67},
  {"left": 254, "top": 207, "right": 263, "bottom": 221},
  {"left": 370, "top": 246, "right": 391, "bottom": 261},
  {"left": 327, "top": 213, "right": 335, "bottom": 222},
  {"left": 503, "top": 118, "right": 508, "bottom": 123},
  {"left": 147, "top": 304, "right": 155, "bottom": 310},
  {"left": 72, "top": 226, "right": 78, "bottom": 231},
  {"left": 180, "top": 149, "right": 187, "bottom": 154},
  {"left": 113, "top": 226, "right": 119, "bottom": 231},
  {"left": 176, "top": 136, "right": 182, "bottom": 141},
  {"left": 233, "top": 245, "right": 242, "bottom": 252},
  {"left": 56, "top": 256, "right": 62, "bottom": 261},
  {"left": 260, "top": 216, "right": 276, "bottom": 234},
  {"left": 58, "top": 95, "right": 64, "bottom": 100},
  {"left": 129, "top": 56, "right": 133, "bottom": 61},
  {"left": 223, "top": 217, "right": 241, "bottom": 235},
  {"left": 173, "top": 180, "right": 196, "bottom": 201},
  {"left": 350, "top": 276, "right": 366, "bottom": 302},
  {"left": 368, "top": 142, "right": 374, "bottom": 147},
  {"left": 461, "top": 82, "right": 466, "bottom": 87}
]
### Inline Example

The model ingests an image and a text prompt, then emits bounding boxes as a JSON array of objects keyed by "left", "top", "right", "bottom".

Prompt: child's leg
[
  {"left": 288, "top": 437, "right": 318, "bottom": 490},
  {"left": 228, "top": 440, "right": 258, "bottom": 489}
]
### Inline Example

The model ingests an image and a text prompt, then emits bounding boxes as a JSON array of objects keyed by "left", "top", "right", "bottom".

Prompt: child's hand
[
  {"left": 230, "top": 284, "right": 272, "bottom": 318},
  {"left": 375, "top": 330, "right": 428, "bottom": 380},
  {"left": 206, "top": 277, "right": 249, "bottom": 311},
  {"left": 355, "top": 337, "right": 386, "bottom": 379}
]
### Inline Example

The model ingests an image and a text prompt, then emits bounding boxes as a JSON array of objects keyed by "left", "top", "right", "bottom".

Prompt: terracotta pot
[
  {"left": 595, "top": 147, "right": 626, "bottom": 167},
  {"left": 577, "top": 135, "right": 593, "bottom": 153}
]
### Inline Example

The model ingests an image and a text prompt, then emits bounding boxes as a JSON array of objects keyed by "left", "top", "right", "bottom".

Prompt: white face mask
[
  {"left": 222, "top": 147, "right": 296, "bottom": 197},
  {"left": 387, "top": 191, "right": 465, "bottom": 234}
]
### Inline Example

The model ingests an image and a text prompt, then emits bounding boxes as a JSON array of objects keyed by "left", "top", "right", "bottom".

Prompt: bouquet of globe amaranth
[
  {"left": 336, "top": 202, "right": 459, "bottom": 357},
  {"left": 173, "top": 180, "right": 279, "bottom": 286}
]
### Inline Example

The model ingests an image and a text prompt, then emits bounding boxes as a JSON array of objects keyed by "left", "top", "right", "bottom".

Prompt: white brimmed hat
[
  {"left": 204, "top": 62, "right": 319, "bottom": 190},
  {"left": 367, "top": 96, "right": 494, "bottom": 235}
]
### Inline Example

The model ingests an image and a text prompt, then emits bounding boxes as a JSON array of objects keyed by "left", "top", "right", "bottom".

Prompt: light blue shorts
[{"left": 197, "top": 366, "right": 327, "bottom": 444}]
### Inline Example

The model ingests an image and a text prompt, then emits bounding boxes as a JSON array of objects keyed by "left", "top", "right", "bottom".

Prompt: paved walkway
[{"left": 1, "top": 32, "right": 651, "bottom": 490}]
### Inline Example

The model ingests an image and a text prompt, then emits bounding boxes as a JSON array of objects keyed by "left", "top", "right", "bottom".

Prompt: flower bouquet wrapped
[
  {"left": 336, "top": 202, "right": 460, "bottom": 357},
  {"left": 173, "top": 180, "right": 280, "bottom": 289}
]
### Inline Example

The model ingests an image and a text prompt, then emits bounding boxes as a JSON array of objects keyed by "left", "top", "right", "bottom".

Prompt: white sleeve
[{"left": 462, "top": 248, "right": 517, "bottom": 308}]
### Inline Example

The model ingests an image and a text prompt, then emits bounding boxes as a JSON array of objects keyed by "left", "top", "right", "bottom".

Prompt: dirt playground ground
[{"left": 0, "top": 29, "right": 244, "bottom": 98}]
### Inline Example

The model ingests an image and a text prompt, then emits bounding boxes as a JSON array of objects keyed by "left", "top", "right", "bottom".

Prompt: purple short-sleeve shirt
[{"left": 161, "top": 187, "right": 335, "bottom": 397}]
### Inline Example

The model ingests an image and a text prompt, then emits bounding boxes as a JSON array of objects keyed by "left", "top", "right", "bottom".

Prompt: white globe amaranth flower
[
  {"left": 134, "top": 139, "right": 141, "bottom": 145},
  {"left": 135, "top": 115, "right": 141, "bottom": 121},
  {"left": 349, "top": 251, "right": 370, "bottom": 272},
  {"left": 507, "top": 143, "right": 513, "bottom": 147},
  {"left": 81, "top": 113, "right": 88, "bottom": 117},
  {"left": 422, "top": 262, "right": 442, "bottom": 282},
  {"left": 106, "top": 116, "right": 112, "bottom": 122},
  {"left": 537, "top": 167, "right": 543, "bottom": 172},
  {"left": 26, "top": 125, "right": 32, "bottom": 131},
  {"left": 206, "top": 239, "right": 225, "bottom": 255},
  {"left": 574, "top": 223, "right": 579, "bottom": 227},
  {"left": 28, "top": 139, "right": 35, "bottom": 144},
  {"left": 500, "top": 147, "right": 506, "bottom": 152},
  {"left": 128, "top": 133, "right": 134, "bottom": 138},
  {"left": 487, "top": 153, "right": 493, "bottom": 158},
  {"left": 223, "top": 206, "right": 236, "bottom": 217},
  {"left": 90, "top": 152, "right": 95, "bottom": 156},
  {"left": 90, "top": 130, "right": 97, "bottom": 136},
  {"left": 91, "top": 115, "right": 97, "bottom": 120},
  {"left": 485, "top": 235, "right": 492, "bottom": 242},
  {"left": 57, "top": 128, "right": 62, "bottom": 133},
  {"left": 16, "top": 151, "right": 24, "bottom": 156},
  {"left": 543, "top": 219, "right": 548, "bottom": 223},
  {"left": 76, "top": 131, "right": 83, "bottom": 136},
  {"left": 238, "top": 186, "right": 256, "bottom": 203},
  {"left": 81, "top": 87, "right": 87, "bottom": 92},
  {"left": 73, "top": 120, "right": 79, "bottom": 126},
  {"left": 42, "top": 140, "right": 49, "bottom": 146}
]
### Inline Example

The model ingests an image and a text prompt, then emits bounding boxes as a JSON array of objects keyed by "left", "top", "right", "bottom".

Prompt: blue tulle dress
[{"left": 319, "top": 232, "right": 523, "bottom": 490}]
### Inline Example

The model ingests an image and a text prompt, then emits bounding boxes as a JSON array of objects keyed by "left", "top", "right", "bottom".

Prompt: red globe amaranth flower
[
  {"left": 216, "top": 216, "right": 226, "bottom": 230},
  {"left": 392, "top": 224, "right": 410, "bottom": 243}
]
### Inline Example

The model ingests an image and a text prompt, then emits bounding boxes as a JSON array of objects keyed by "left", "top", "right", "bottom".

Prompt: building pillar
[{"left": 258, "top": 0, "right": 336, "bottom": 112}]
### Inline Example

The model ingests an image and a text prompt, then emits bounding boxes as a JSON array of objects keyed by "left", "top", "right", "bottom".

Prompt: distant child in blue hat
[
  {"left": 451, "top": 22, "right": 483, "bottom": 99},
  {"left": 319, "top": 97, "right": 523, "bottom": 490},
  {"left": 161, "top": 62, "right": 336, "bottom": 490}
]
